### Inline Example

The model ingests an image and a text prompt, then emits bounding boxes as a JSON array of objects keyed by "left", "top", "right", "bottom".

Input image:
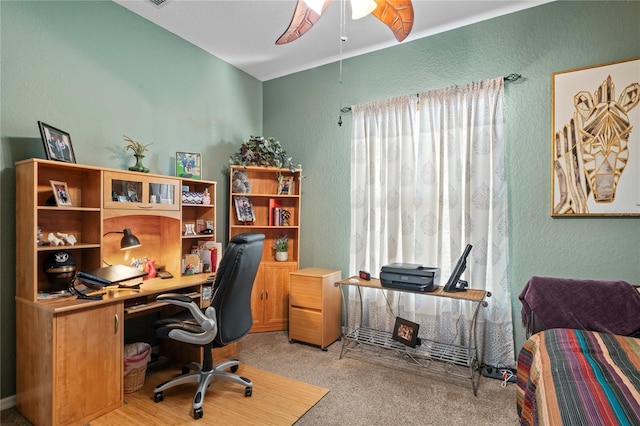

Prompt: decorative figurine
[
  {"left": 232, "top": 170, "right": 251, "bottom": 193},
  {"left": 202, "top": 188, "right": 211, "bottom": 205},
  {"left": 184, "top": 223, "right": 196, "bottom": 236},
  {"left": 57, "top": 232, "right": 77, "bottom": 246},
  {"left": 48, "top": 233, "right": 64, "bottom": 246}
]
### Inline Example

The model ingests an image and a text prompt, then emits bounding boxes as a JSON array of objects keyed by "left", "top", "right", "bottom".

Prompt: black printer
[{"left": 380, "top": 263, "right": 441, "bottom": 292}]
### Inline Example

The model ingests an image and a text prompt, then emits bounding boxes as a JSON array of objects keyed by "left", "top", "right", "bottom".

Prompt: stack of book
[{"left": 269, "top": 199, "right": 290, "bottom": 226}]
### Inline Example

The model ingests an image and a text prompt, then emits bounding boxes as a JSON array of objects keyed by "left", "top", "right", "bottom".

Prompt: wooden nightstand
[{"left": 289, "top": 268, "right": 342, "bottom": 350}]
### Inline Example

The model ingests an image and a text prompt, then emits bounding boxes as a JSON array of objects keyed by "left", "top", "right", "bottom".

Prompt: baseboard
[{"left": 0, "top": 394, "right": 17, "bottom": 411}]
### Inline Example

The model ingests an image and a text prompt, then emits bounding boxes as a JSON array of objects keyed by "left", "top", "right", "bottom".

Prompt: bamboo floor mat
[{"left": 90, "top": 364, "right": 329, "bottom": 425}]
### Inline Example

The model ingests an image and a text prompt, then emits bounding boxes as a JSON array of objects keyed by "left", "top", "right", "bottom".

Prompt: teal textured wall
[
  {"left": 0, "top": 1, "right": 262, "bottom": 399},
  {"left": 1, "top": 0, "right": 639, "bottom": 402},
  {"left": 263, "top": 0, "right": 640, "bottom": 359}
]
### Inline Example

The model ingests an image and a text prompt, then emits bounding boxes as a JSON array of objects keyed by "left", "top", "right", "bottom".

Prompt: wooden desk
[
  {"left": 336, "top": 276, "right": 489, "bottom": 395},
  {"left": 15, "top": 274, "right": 218, "bottom": 426},
  {"left": 15, "top": 159, "right": 221, "bottom": 425}
]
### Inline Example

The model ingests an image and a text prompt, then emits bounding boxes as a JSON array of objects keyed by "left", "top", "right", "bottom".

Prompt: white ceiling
[{"left": 113, "top": 0, "right": 551, "bottom": 82}]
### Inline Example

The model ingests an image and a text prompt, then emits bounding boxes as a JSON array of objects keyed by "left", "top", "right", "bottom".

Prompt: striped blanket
[{"left": 517, "top": 328, "right": 640, "bottom": 425}]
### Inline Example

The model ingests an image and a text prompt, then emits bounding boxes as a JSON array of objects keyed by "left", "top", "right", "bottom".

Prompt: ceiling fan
[{"left": 276, "top": 0, "right": 414, "bottom": 45}]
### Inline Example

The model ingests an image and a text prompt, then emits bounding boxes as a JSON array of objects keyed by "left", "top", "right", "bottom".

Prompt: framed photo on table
[
  {"left": 392, "top": 317, "right": 420, "bottom": 348},
  {"left": 176, "top": 152, "right": 202, "bottom": 180},
  {"left": 50, "top": 180, "right": 72, "bottom": 206},
  {"left": 234, "top": 196, "right": 256, "bottom": 223},
  {"left": 277, "top": 176, "right": 293, "bottom": 195},
  {"left": 38, "top": 121, "right": 76, "bottom": 163}
]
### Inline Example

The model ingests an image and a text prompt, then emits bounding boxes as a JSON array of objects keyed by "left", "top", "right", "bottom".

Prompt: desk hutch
[
  {"left": 228, "top": 165, "right": 302, "bottom": 332},
  {"left": 15, "top": 159, "right": 226, "bottom": 426}
]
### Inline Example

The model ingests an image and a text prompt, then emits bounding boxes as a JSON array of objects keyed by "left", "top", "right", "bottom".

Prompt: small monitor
[{"left": 443, "top": 244, "right": 472, "bottom": 292}]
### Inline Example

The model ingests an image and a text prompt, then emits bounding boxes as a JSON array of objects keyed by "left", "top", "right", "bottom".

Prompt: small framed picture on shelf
[
  {"left": 392, "top": 317, "right": 420, "bottom": 348},
  {"left": 38, "top": 121, "right": 76, "bottom": 163},
  {"left": 176, "top": 152, "right": 202, "bottom": 180},
  {"left": 278, "top": 176, "right": 293, "bottom": 195},
  {"left": 50, "top": 180, "right": 72, "bottom": 206},
  {"left": 234, "top": 196, "right": 256, "bottom": 223}
]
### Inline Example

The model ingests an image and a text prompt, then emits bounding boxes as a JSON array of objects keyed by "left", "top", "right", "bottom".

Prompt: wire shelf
[{"left": 342, "top": 327, "right": 479, "bottom": 381}]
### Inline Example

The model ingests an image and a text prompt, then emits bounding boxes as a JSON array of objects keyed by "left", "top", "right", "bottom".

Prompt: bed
[{"left": 516, "top": 276, "right": 640, "bottom": 425}]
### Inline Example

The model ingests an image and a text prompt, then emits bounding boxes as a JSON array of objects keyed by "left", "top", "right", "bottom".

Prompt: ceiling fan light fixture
[
  {"left": 277, "top": 0, "right": 413, "bottom": 45},
  {"left": 350, "top": 0, "right": 377, "bottom": 19},
  {"left": 303, "top": 0, "right": 325, "bottom": 15}
]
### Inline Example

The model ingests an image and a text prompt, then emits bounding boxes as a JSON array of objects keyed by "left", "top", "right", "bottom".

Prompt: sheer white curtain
[{"left": 349, "top": 78, "right": 514, "bottom": 367}]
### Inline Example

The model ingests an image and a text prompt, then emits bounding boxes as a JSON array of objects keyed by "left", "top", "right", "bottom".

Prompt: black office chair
[{"left": 152, "top": 233, "right": 264, "bottom": 419}]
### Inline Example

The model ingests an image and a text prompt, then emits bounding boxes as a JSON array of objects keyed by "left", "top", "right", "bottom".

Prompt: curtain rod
[{"left": 339, "top": 73, "right": 523, "bottom": 114}]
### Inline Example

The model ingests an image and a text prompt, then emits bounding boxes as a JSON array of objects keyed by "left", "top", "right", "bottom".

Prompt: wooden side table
[{"left": 289, "top": 268, "right": 342, "bottom": 350}]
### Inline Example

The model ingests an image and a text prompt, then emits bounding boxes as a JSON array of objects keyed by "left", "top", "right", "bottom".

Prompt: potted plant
[
  {"left": 229, "top": 135, "right": 301, "bottom": 173},
  {"left": 273, "top": 234, "right": 289, "bottom": 261},
  {"left": 124, "top": 135, "right": 152, "bottom": 173}
]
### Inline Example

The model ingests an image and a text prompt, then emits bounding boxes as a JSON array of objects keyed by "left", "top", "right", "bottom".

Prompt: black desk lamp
[
  {"left": 72, "top": 228, "right": 143, "bottom": 299},
  {"left": 103, "top": 228, "right": 141, "bottom": 250}
]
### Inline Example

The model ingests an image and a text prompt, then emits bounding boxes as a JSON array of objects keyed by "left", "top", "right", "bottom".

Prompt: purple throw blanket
[{"left": 519, "top": 276, "right": 640, "bottom": 337}]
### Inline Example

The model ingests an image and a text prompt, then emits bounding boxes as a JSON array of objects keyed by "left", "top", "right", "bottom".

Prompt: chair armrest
[{"left": 156, "top": 293, "right": 217, "bottom": 336}]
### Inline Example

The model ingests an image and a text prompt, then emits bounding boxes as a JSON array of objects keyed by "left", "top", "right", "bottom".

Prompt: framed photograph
[
  {"left": 392, "top": 317, "right": 420, "bottom": 348},
  {"left": 50, "top": 180, "right": 72, "bottom": 206},
  {"left": 38, "top": 121, "right": 76, "bottom": 163},
  {"left": 176, "top": 152, "right": 202, "bottom": 180},
  {"left": 552, "top": 57, "right": 640, "bottom": 216},
  {"left": 278, "top": 176, "right": 293, "bottom": 195},
  {"left": 234, "top": 196, "right": 256, "bottom": 223}
]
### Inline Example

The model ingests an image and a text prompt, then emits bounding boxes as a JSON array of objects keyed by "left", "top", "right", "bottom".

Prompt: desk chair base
[{"left": 153, "top": 359, "right": 253, "bottom": 419}]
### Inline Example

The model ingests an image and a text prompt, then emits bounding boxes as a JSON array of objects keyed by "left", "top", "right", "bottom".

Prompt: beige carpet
[
  {"left": 90, "top": 364, "right": 328, "bottom": 425},
  {"left": 3, "top": 331, "right": 518, "bottom": 425},
  {"left": 237, "top": 332, "right": 520, "bottom": 425}
]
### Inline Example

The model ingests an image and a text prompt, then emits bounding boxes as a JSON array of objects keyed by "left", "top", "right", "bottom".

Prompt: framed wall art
[
  {"left": 176, "top": 152, "right": 202, "bottom": 180},
  {"left": 38, "top": 121, "right": 76, "bottom": 163},
  {"left": 552, "top": 57, "right": 640, "bottom": 216}
]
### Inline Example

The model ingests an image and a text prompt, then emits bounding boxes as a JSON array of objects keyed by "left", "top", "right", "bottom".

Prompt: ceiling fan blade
[
  {"left": 371, "top": 0, "right": 413, "bottom": 42},
  {"left": 275, "top": 0, "right": 332, "bottom": 45}
]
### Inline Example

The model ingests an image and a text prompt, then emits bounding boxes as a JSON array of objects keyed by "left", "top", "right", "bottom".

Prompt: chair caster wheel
[
  {"left": 245, "top": 386, "right": 252, "bottom": 397},
  {"left": 154, "top": 391, "right": 164, "bottom": 403},
  {"left": 193, "top": 407, "right": 204, "bottom": 419},
  {"left": 231, "top": 364, "right": 239, "bottom": 373},
  {"left": 182, "top": 366, "right": 190, "bottom": 375}
]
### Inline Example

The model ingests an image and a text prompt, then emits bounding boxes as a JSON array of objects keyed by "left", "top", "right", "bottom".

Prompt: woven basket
[
  {"left": 182, "top": 191, "right": 203, "bottom": 204},
  {"left": 124, "top": 364, "right": 147, "bottom": 394}
]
